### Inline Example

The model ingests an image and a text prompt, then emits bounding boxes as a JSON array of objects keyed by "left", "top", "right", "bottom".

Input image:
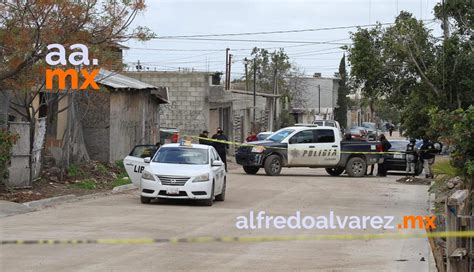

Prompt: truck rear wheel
[
  {"left": 264, "top": 155, "right": 282, "bottom": 176},
  {"left": 346, "top": 157, "right": 366, "bottom": 177},
  {"left": 325, "top": 168, "right": 344, "bottom": 176},
  {"left": 243, "top": 166, "right": 259, "bottom": 175}
]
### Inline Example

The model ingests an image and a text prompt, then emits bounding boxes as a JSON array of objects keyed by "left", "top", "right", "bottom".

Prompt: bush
[
  {"left": 67, "top": 164, "right": 85, "bottom": 178},
  {"left": 114, "top": 160, "right": 128, "bottom": 179},
  {"left": 429, "top": 106, "right": 474, "bottom": 179},
  {"left": 0, "top": 129, "right": 18, "bottom": 183},
  {"left": 114, "top": 160, "right": 125, "bottom": 171}
]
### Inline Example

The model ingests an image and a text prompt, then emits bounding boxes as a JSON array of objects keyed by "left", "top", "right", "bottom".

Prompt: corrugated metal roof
[
  {"left": 95, "top": 69, "right": 158, "bottom": 90},
  {"left": 95, "top": 69, "right": 169, "bottom": 103}
]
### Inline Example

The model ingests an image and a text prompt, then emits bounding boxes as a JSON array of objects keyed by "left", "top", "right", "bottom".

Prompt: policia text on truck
[{"left": 235, "top": 125, "right": 384, "bottom": 177}]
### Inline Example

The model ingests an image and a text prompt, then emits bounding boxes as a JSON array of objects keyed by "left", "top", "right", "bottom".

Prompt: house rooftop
[{"left": 96, "top": 69, "right": 168, "bottom": 103}]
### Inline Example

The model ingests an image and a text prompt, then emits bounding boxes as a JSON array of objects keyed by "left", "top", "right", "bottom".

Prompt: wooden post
[{"left": 446, "top": 189, "right": 469, "bottom": 272}]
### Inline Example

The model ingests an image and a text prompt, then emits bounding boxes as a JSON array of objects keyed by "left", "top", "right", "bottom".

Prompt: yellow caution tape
[
  {"left": 187, "top": 135, "right": 405, "bottom": 155},
  {"left": 2, "top": 231, "right": 473, "bottom": 245}
]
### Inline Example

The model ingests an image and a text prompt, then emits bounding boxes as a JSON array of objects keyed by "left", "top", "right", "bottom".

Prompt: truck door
[
  {"left": 123, "top": 145, "right": 158, "bottom": 187},
  {"left": 313, "top": 129, "right": 340, "bottom": 166},
  {"left": 287, "top": 130, "right": 319, "bottom": 166}
]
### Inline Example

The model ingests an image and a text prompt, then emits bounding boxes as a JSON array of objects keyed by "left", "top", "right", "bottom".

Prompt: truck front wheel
[
  {"left": 243, "top": 166, "right": 260, "bottom": 175},
  {"left": 264, "top": 155, "right": 282, "bottom": 176},
  {"left": 346, "top": 157, "right": 366, "bottom": 177},
  {"left": 325, "top": 168, "right": 344, "bottom": 176}
]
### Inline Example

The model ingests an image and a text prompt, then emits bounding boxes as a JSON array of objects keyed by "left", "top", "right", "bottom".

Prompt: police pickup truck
[{"left": 235, "top": 125, "right": 383, "bottom": 177}]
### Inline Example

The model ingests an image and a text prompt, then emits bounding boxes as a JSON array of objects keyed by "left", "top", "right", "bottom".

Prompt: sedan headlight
[
  {"left": 142, "top": 170, "right": 155, "bottom": 181},
  {"left": 251, "top": 146, "right": 265, "bottom": 153},
  {"left": 193, "top": 173, "right": 210, "bottom": 182}
]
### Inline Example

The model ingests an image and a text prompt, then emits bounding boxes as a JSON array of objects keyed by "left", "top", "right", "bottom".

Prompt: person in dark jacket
[
  {"left": 419, "top": 138, "right": 436, "bottom": 178},
  {"left": 199, "top": 130, "right": 211, "bottom": 145},
  {"left": 377, "top": 134, "right": 392, "bottom": 177},
  {"left": 405, "top": 138, "right": 417, "bottom": 176},
  {"left": 212, "top": 127, "right": 229, "bottom": 171}
]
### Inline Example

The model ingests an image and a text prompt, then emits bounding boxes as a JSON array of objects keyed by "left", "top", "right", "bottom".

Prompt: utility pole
[
  {"left": 442, "top": 0, "right": 449, "bottom": 39},
  {"left": 228, "top": 54, "right": 233, "bottom": 90},
  {"left": 225, "top": 48, "right": 230, "bottom": 90},
  {"left": 253, "top": 58, "right": 257, "bottom": 130},
  {"left": 271, "top": 64, "right": 278, "bottom": 131},
  {"left": 244, "top": 58, "right": 249, "bottom": 92},
  {"left": 318, "top": 84, "right": 321, "bottom": 115}
]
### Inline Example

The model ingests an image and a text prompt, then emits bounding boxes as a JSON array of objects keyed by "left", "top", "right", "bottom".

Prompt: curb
[
  {"left": 112, "top": 183, "right": 136, "bottom": 193},
  {"left": 23, "top": 194, "right": 76, "bottom": 209},
  {"left": 5, "top": 184, "right": 136, "bottom": 216},
  {"left": 0, "top": 200, "right": 34, "bottom": 218}
]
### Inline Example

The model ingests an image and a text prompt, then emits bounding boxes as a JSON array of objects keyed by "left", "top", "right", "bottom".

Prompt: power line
[
  {"left": 159, "top": 37, "right": 350, "bottom": 45},
  {"left": 127, "top": 40, "right": 349, "bottom": 52},
  {"left": 153, "top": 20, "right": 434, "bottom": 39}
]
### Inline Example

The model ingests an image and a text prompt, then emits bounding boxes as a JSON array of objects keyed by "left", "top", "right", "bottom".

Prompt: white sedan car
[{"left": 139, "top": 143, "right": 226, "bottom": 206}]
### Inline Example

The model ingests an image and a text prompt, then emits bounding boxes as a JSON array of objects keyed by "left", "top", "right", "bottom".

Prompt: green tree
[
  {"left": 429, "top": 106, "right": 474, "bottom": 180},
  {"left": 248, "top": 47, "right": 292, "bottom": 95},
  {"left": 347, "top": 25, "right": 388, "bottom": 120},
  {"left": 246, "top": 48, "right": 296, "bottom": 129},
  {"left": 334, "top": 54, "right": 348, "bottom": 128}
]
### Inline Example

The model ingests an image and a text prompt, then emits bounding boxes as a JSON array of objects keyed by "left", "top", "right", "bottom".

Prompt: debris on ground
[
  {"left": 0, "top": 160, "right": 130, "bottom": 203},
  {"left": 396, "top": 176, "right": 432, "bottom": 185}
]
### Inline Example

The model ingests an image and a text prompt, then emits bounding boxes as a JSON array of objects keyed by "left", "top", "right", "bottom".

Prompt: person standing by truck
[
  {"left": 212, "top": 127, "right": 229, "bottom": 171},
  {"left": 377, "top": 134, "right": 392, "bottom": 177},
  {"left": 405, "top": 138, "right": 417, "bottom": 176},
  {"left": 419, "top": 138, "right": 436, "bottom": 178}
]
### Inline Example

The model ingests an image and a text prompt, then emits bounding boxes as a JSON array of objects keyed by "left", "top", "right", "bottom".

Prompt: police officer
[
  {"left": 212, "top": 127, "right": 229, "bottom": 171},
  {"left": 377, "top": 134, "right": 392, "bottom": 177},
  {"left": 405, "top": 138, "right": 417, "bottom": 176},
  {"left": 419, "top": 138, "right": 436, "bottom": 178},
  {"left": 199, "top": 130, "right": 211, "bottom": 145}
]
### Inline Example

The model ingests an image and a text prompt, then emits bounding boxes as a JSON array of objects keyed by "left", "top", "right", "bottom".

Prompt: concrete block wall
[{"left": 125, "top": 72, "right": 210, "bottom": 137}]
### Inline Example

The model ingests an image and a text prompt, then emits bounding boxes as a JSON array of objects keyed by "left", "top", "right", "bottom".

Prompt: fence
[{"left": 6, "top": 118, "right": 46, "bottom": 188}]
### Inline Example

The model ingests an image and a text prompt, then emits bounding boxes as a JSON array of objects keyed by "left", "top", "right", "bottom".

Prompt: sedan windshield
[
  {"left": 153, "top": 147, "right": 208, "bottom": 165},
  {"left": 267, "top": 129, "right": 295, "bottom": 142}
]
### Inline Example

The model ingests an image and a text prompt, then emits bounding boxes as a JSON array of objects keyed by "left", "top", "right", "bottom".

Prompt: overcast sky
[{"left": 124, "top": 0, "right": 442, "bottom": 78}]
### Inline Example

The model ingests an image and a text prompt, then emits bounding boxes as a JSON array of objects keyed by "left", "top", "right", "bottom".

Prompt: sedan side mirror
[
  {"left": 144, "top": 157, "right": 151, "bottom": 163},
  {"left": 212, "top": 160, "right": 224, "bottom": 167}
]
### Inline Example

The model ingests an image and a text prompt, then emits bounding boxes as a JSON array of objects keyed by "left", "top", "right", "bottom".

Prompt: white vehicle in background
[
  {"left": 125, "top": 142, "right": 226, "bottom": 206},
  {"left": 312, "top": 120, "right": 341, "bottom": 130}
]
